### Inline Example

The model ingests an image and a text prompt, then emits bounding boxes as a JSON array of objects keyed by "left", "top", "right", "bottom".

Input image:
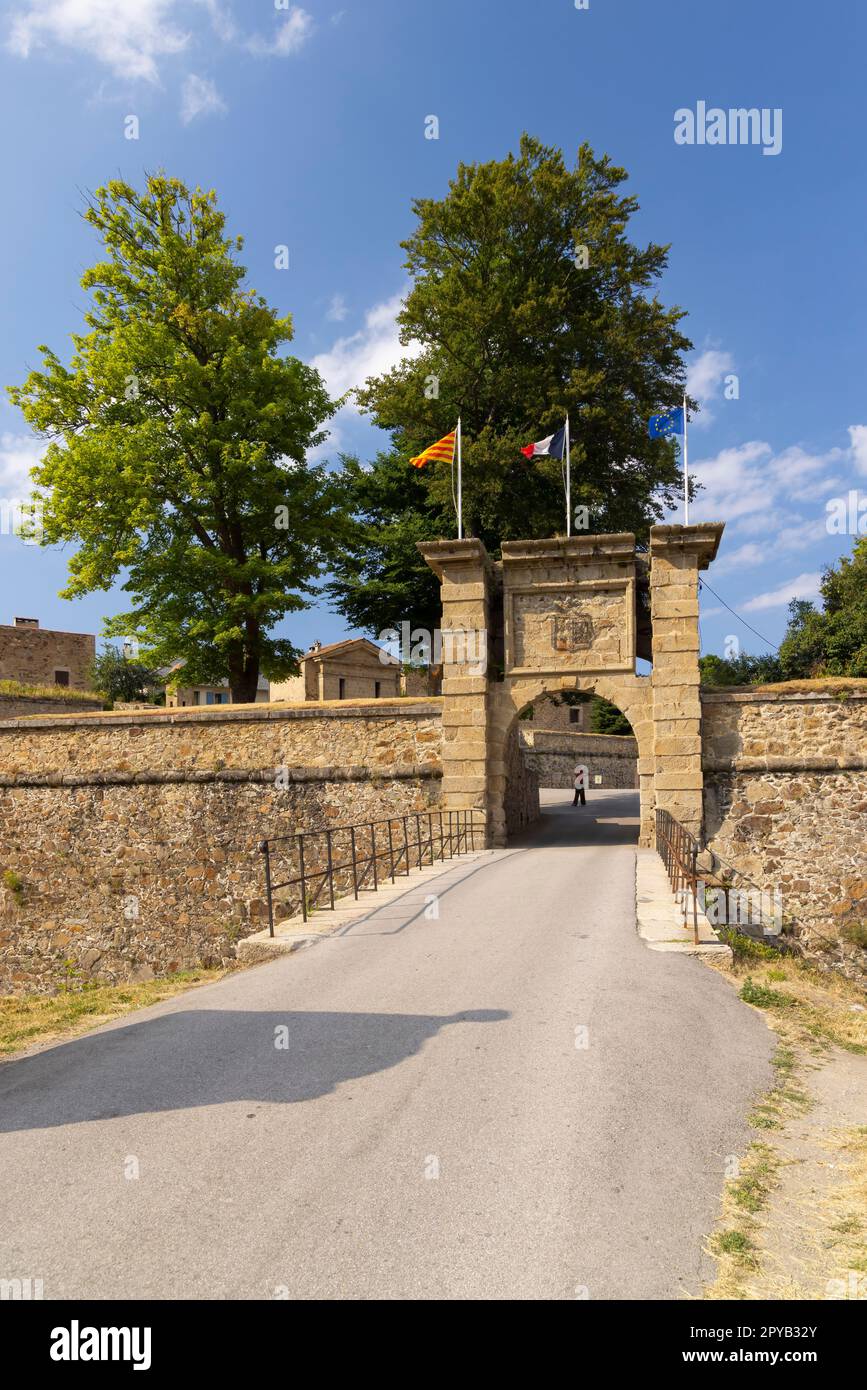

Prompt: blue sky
[{"left": 1, "top": 0, "right": 864, "bottom": 663}]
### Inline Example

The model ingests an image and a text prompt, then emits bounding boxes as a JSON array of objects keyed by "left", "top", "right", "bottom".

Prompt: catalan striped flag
[{"left": 410, "top": 428, "right": 457, "bottom": 469}]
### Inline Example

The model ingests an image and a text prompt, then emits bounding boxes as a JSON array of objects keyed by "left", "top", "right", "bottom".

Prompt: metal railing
[
  {"left": 258, "top": 808, "right": 487, "bottom": 937},
  {"left": 656, "top": 809, "right": 788, "bottom": 950},
  {"left": 655, "top": 808, "right": 700, "bottom": 945}
]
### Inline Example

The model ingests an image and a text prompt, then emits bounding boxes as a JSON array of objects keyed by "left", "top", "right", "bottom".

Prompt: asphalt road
[{"left": 0, "top": 790, "right": 774, "bottom": 1300}]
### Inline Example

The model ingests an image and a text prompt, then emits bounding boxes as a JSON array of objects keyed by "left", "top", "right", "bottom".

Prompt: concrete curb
[
  {"left": 636, "top": 848, "right": 731, "bottom": 958},
  {"left": 238, "top": 849, "right": 496, "bottom": 962}
]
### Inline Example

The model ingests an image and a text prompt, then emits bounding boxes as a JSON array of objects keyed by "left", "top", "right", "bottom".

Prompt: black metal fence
[{"left": 258, "top": 808, "right": 487, "bottom": 937}]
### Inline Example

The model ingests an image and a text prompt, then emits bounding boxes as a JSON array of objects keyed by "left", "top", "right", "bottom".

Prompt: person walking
[{"left": 572, "top": 765, "right": 586, "bottom": 807}]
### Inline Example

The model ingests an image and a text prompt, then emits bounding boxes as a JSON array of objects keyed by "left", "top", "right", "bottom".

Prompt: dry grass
[
  {"left": 0, "top": 679, "right": 101, "bottom": 703},
  {"left": 714, "top": 948, "right": 867, "bottom": 1055},
  {"left": 701, "top": 950, "right": 867, "bottom": 1299},
  {"left": 0, "top": 966, "right": 233, "bottom": 1057},
  {"left": 753, "top": 677, "right": 867, "bottom": 695}
]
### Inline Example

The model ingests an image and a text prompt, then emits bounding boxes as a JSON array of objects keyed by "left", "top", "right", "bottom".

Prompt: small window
[
  {"left": 569, "top": 708, "right": 580, "bottom": 724},
  {"left": 54, "top": 670, "right": 69, "bottom": 687},
  {"left": 338, "top": 678, "right": 346, "bottom": 700},
  {"left": 374, "top": 681, "right": 381, "bottom": 698}
]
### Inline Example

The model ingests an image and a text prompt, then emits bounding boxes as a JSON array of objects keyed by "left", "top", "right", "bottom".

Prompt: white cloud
[
  {"left": 687, "top": 347, "right": 734, "bottom": 425},
  {"left": 311, "top": 291, "right": 421, "bottom": 402},
  {"left": 0, "top": 432, "right": 44, "bottom": 497},
  {"left": 7, "top": 1, "right": 317, "bottom": 111},
  {"left": 690, "top": 439, "right": 776, "bottom": 524},
  {"left": 684, "top": 424, "right": 867, "bottom": 590},
  {"left": 180, "top": 72, "right": 225, "bottom": 122},
  {"left": 326, "top": 293, "right": 348, "bottom": 323},
  {"left": 848, "top": 424, "right": 867, "bottom": 476},
  {"left": 6, "top": 0, "right": 190, "bottom": 83},
  {"left": 691, "top": 435, "right": 853, "bottom": 533},
  {"left": 247, "top": 7, "right": 313, "bottom": 57},
  {"left": 193, "top": 0, "right": 237, "bottom": 43},
  {"left": 741, "top": 572, "right": 822, "bottom": 612},
  {"left": 711, "top": 540, "right": 767, "bottom": 575}
]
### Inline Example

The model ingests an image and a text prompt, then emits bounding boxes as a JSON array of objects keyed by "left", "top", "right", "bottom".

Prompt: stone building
[
  {"left": 520, "top": 691, "right": 590, "bottom": 733},
  {"left": 0, "top": 617, "right": 95, "bottom": 691},
  {"left": 162, "top": 660, "right": 270, "bottom": 708},
  {"left": 269, "top": 638, "right": 401, "bottom": 703}
]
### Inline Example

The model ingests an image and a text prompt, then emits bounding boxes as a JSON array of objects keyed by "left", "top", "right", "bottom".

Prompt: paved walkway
[{"left": 0, "top": 791, "right": 774, "bottom": 1300}]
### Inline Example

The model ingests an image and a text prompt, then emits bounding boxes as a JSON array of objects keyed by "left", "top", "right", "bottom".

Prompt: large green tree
[
  {"left": 328, "top": 134, "right": 693, "bottom": 636},
  {"left": 699, "top": 651, "right": 783, "bottom": 687},
  {"left": 697, "top": 541, "right": 867, "bottom": 685},
  {"left": 778, "top": 540, "right": 867, "bottom": 678},
  {"left": 9, "top": 174, "right": 344, "bottom": 703}
]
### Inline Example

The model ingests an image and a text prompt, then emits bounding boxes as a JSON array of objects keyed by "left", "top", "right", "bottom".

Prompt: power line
[{"left": 698, "top": 578, "right": 780, "bottom": 652}]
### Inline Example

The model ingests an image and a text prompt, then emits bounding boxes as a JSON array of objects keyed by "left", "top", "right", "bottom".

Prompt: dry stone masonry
[
  {"left": 0, "top": 700, "right": 441, "bottom": 992},
  {"left": 0, "top": 524, "right": 864, "bottom": 991},
  {"left": 702, "top": 688, "right": 867, "bottom": 954},
  {"left": 420, "top": 525, "right": 723, "bottom": 847},
  {"left": 521, "top": 730, "right": 639, "bottom": 790}
]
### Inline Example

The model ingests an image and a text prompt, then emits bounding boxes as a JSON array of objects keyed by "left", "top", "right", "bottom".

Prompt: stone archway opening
[
  {"left": 504, "top": 684, "right": 644, "bottom": 846},
  {"left": 498, "top": 676, "right": 649, "bottom": 847}
]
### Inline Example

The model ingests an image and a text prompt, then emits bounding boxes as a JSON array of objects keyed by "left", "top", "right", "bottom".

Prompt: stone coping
[
  {"left": 0, "top": 696, "right": 443, "bottom": 732},
  {"left": 701, "top": 688, "right": 867, "bottom": 705},
  {"left": 501, "top": 533, "right": 636, "bottom": 561},
  {"left": 650, "top": 522, "right": 724, "bottom": 566},
  {"left": 0, "top": 762, "right": 443, "bottom": 789},
  {"left": 704, "top": 756, "right": 867, "bottom": 774},
  {"left": 0, "top": 695, "right": 103, "bottom": 713},
  {"left": 524, "top": 729, "right": 638, "bottom": 744}
]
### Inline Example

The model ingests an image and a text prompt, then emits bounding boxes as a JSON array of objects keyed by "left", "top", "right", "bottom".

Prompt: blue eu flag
[{"left": 648, "top": 407, "right": 685, "bottom": 440}]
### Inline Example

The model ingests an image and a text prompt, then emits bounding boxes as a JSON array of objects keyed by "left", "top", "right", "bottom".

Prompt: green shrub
[
  {"left": 740, "top": 977, "right": 796, "bottom": 1010},
  {"left": 1, "top": 869, "right": 23, "bottom": 898},
  {"left": 841, "top": 922, "right": 867, "bottom": 950},
  {"left": 719, "top": 928, "right": 778, "bottom": 962}
]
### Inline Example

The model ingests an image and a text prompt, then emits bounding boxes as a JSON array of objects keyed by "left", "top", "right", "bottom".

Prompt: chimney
[
  {"left": 14, "top": 617, "right": 39, "bottom": 629},
  {"left": 312, "top": 639, "right": 322, "bottom": 651}
]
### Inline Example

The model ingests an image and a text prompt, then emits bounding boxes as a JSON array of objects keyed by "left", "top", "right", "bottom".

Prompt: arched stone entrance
[
  {"left": 419, "top": 525, "right": 723, "bottom": 849},
  {"left": 493, "top": 673, "right": 653, "bottom": 843}
]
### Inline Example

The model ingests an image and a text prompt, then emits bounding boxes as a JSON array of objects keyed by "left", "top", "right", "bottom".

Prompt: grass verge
[
  {"left": 702, "top": 950, "right": 867, "bottom": 1299},
  {"left": 0, "top": 967, "right": 233, "bottom": 1057}
]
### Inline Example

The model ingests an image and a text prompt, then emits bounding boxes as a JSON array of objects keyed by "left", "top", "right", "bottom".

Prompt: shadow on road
[
  {"left": 510, "top": 788, "right": 640, "bottom": 849},
  {"left": 0, "top": 1007, "right": 509, "bottom": 1133}
]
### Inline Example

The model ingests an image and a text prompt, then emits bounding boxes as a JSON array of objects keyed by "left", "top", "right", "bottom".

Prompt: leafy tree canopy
[
  {"left": 699, "top": 540, "right": 867, "bottom": 687},
  {"left": 589, "top": 695, "right": 633, "bottom": 736},
  {"left": 8, "top": 173, "right": 344, "bottom": 702},
  {"left": 91, "top": 644, "right": 159, "bottom": 703},
  {"left": 699, "top": 651, "right": 783, "bottom": 688},
  {"left": 778, "top": 540, "right": 867, "bottom": 678},
  {"left": 329, "top": 134, "right": 693, "bottom": 636}
]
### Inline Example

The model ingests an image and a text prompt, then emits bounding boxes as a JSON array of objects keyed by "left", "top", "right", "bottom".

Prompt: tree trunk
[{"left": 228, "top": 655, "right": 260, "bottom": 705}]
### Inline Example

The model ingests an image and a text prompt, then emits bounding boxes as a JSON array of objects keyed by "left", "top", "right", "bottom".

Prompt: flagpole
[
  {"left": 565, "top": 414, "right": 571, "bottom": 537},
  {"left": 457, "top": 416, "right": 462, "bottom": 539},
  {"left": 683, "top": 393, "right": 689, "bottom": 526}
]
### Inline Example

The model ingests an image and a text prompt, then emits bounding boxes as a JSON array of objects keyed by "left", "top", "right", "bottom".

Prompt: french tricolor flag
[{"left": 520, "top": 424, "right": 567, "bottom": 460}]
